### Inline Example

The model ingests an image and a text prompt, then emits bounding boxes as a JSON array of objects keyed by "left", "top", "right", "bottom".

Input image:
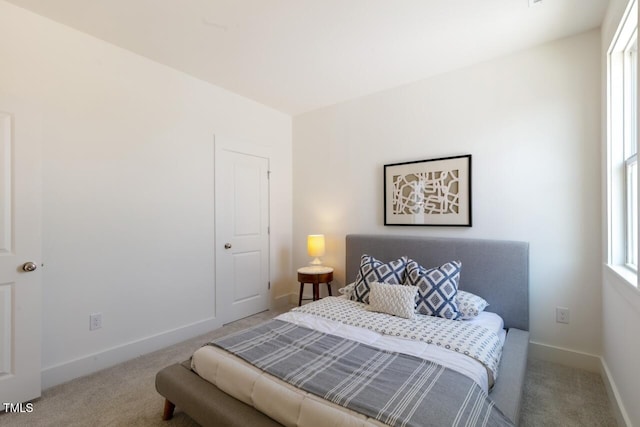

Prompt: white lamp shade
[{"left": 307, "top": 234, "right": 326, "bottom": 257}]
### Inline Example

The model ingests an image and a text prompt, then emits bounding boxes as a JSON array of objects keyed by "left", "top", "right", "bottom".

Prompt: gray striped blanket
[{"left": 209, "top": 319, "right": 513, "bottom": 427}]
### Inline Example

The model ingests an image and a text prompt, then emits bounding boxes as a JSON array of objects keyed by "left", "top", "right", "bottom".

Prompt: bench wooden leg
[{"left": 162, "top": 399, "right": 176, "bottom": 421}]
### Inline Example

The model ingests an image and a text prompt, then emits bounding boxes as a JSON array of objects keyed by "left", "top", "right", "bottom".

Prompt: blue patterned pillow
[
  {"left": 405, "top": 259, "right": 462, "bottom": 320},
  {"left": 353, "top": 255, "right": 408, "bottom": 304}
]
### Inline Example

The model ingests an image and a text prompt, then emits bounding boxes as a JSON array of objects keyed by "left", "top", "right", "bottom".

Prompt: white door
[
  {"left": 215, "top": 137, "right": 270, "bottom": 324},
  {"left": 0, "top": 105, "right": 42, "bottom": 404}
]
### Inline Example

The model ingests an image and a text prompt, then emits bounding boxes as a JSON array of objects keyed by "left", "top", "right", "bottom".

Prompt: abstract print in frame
[{"left": 384, "top": 155, "right": 472, "bottom": 226}]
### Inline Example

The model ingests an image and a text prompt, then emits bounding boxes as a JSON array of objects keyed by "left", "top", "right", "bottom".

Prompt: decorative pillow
[
  {"left": 456, "top": 290, "right": 489, "bottom": 320},
  {"left": 353, "top": 255, "right": 408, "bottom": 304},
  {"left": 338, "top": 282, "right": 356, "bottom": 299},
  {"left": 367, "top": 282, "right": 418, "bottom": 319},
  {"left": 405, "top": 259, "right": 462, "bottom": 320}
]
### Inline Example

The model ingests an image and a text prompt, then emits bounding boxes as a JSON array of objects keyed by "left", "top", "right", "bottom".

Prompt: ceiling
[{"left": 5, "top": 0, "right": 609, "bottom": 115}]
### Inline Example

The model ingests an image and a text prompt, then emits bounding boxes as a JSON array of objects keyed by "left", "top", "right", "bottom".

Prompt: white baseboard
[
  {"left": 41, "top": 316, "right": 222, "bottom": 390},
  {"left": 281, "top": 285, "right": 337, "bottom": 307},
  {"left": 528, "top": 341, "right": 601, "bottom": 372},
  {"left": 272, "top": 292, "right": 295, "bottom": 310},
  {"left": 600, "top": 358, "right": 632, "bottom": 427}
]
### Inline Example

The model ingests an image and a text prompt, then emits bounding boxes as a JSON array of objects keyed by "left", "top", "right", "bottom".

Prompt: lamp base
[{"left": 309, "top": 257, "right": 322, "bottom": 266}]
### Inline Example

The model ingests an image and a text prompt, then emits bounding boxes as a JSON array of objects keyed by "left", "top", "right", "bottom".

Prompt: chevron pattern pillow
[
  {"left": 353, "top": 255, "right": 408, "bottom": 304},
  {"left": 367, "top": 282, "right": 418, "bottom": 319},
  {"left": 405, "top": 259, "right": 462, "bottom": 320}
]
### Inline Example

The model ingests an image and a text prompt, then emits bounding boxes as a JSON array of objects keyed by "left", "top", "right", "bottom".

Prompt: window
[
  {"left": 625, "top": 36, "right": 637, "bottom": 270},
  {"left": 608, "top": 0, "right": 638, "bottom": 276}
]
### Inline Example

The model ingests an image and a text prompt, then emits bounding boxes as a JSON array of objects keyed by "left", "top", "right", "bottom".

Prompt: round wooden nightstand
[{"left": 297, "top": 266, "right": 333, "bottom": 306}]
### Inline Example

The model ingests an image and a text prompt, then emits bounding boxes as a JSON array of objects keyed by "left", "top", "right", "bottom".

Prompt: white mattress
[{"left": 192, "top": 308, "right": 505, "bottom": 427}]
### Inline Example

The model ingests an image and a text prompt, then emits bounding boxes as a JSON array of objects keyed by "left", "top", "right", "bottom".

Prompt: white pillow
[
  {"left": 338, "top": 282, "right": 355, "bottom": 299},
  {"left": 456, "top": 290, "right": 489, "bottom": 320},
  {"left": 366, "top": 282, "right": 418, "bottom": 319}
]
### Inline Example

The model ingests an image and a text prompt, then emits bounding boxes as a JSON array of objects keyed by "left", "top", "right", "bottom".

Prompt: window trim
[
  {"left": 625, "top": 153, "right": 637, "bottom": 270},
  {"left": 607, "top": 0, "right": 638, "bottom": 285}
]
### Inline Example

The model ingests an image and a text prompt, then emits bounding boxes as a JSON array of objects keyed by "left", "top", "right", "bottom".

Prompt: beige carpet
[{"left": 0, "top": 308, "right": 617, "bottom": 427}]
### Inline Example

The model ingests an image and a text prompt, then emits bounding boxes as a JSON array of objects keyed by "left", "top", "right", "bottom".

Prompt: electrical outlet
[
  {"left": 90, "top": 313, "right": 102, "bottom": 331},
  {"left": 556, "top": 307, "right": 570, "bottom": 324}
]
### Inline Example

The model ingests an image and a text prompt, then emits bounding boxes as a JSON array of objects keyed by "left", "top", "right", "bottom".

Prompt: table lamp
[{"left": 307, "top": 234, "right": 325, "bottom": 266}]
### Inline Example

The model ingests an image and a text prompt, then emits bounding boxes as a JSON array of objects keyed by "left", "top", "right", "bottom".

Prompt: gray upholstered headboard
[{"left": 345, "top": 234, "right": 529, "bottom": 331}]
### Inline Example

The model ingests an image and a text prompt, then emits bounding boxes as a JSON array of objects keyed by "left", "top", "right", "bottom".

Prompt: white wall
[
  {"left": 293, "top": 30, "right": 602, "bottom": 362},
  {"left": 600, "top": 0, "right": 640, "bottom": 425},
  {"left": 0, "top": 0, "right": 292, "bottom": 387}
]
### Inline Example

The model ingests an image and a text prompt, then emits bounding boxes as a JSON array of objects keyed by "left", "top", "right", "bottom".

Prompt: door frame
[{"left": 213, "top": 135, "right": 271, "bottom": 323}]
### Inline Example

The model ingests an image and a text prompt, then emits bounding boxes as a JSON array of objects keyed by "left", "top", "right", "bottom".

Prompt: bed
[{"left": 155, "top": 234, "right": 529, "bottom": 426}]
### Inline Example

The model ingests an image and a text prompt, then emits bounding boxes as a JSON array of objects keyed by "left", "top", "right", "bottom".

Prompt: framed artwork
[{"left": 384, "top": 154, "right": 472, "bottom": 226}]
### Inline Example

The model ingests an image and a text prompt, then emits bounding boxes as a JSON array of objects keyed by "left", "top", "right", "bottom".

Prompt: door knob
[
  {"left": 224, "top": 243, "right": 232, "bottom": 249},
  {"left": 22, "top": 262, "right": 37, "bottom": 272}
]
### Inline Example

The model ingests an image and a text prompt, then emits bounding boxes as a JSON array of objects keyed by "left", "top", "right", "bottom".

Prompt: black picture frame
[{"left": 384, "top": 154, "right": 472, "bottom": 226}]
